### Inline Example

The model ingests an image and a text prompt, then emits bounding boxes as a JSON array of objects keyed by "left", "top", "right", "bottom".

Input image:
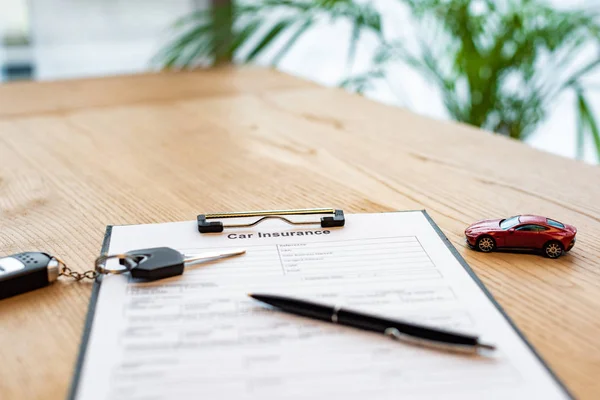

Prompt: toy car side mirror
[{"left": 508, "top": 228, "right": 515, "bottom": 233}]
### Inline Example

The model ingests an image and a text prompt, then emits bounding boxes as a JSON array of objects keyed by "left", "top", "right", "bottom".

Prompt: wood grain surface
[{"left": 0, "top": 67, "right": 599, "bottom": 400}]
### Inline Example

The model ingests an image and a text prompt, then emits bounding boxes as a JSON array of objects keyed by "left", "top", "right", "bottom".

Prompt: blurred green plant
[
  {"left": 154, "top": 0, "right": 383, "bottom": 68},
  {"left": 155, "top": 0, "right": 600, "bottom": 161},
  {"left": 345, "top": 0, "right": 600, "bottom": 160}
]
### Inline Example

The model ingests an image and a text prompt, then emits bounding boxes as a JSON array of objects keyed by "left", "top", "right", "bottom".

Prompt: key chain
[{"left": 0, "top": 247, "right": 245, "bottom": 300}]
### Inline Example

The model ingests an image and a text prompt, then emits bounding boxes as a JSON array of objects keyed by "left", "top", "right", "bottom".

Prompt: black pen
[{"left": 249, "top": 293, "right": 496, "bottom": 353}]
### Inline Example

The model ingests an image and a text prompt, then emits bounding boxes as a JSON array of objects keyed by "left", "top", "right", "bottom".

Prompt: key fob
[
  {"left": 0, "top": 252, "right": 60, "bottom": 300},
  {"left": 120, "top": 247, "right": 185, "bottom": 281}
]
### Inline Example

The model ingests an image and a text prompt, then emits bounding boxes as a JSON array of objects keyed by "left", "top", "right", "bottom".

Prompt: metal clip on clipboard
[{"left": 197, "top": 208, "right": 345, "bottom": 233}]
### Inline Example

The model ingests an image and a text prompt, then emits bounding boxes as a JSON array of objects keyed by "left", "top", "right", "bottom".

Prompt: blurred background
[{"left": 1, "top": 0, "right": 599, "bottom": 164}]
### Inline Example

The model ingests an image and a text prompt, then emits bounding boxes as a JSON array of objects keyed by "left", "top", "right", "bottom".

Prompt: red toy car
[{"left": 465, "top": 215, "right": 576, "bottom": 258}]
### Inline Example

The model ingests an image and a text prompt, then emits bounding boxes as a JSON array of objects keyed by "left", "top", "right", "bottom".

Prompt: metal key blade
[{"left": 183, "top": 249, "right": 246, "bottom": 267}]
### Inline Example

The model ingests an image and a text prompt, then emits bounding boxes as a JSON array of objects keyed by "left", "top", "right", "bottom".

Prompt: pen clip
[{"left": 384, "top": 328, "right": 494, "bottom": 355}]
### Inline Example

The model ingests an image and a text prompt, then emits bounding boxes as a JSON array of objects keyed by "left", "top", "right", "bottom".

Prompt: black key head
[{"left": 123, "top": 247, "right": 185, "bottom": 281}]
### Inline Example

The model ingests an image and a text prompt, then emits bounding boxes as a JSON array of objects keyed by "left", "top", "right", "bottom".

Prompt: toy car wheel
[
  {"left": 544, "top": 241, "right": 563, "bottom": 259},
  {"left": 476, "top": 236, "right": 496, "bottom": 253}
]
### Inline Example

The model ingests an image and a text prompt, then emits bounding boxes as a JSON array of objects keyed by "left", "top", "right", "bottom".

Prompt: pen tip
[
  {"left": 478, "top": 342, "right": 496, "bottom": 351},
  {"left": 248, "top": 293, "right": 266, "bottom": 301}
]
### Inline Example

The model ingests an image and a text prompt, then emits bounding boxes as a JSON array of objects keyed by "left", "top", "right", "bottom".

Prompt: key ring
[{"left": 94, "top": 253, "right": 139, "bottom": 275}]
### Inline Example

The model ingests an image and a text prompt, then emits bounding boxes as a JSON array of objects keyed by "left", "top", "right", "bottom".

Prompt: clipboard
[{"left": 68, "top": 210, "right": 573, "bottom": 399}]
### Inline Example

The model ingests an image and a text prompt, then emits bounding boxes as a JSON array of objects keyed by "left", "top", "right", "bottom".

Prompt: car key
[
  {"left": 0, "top": 247, "right": 246, "bottom": 300},
  {"left": 0, "top": 252, "right": 62, "bottom": 300},
  {"left": 116, "top": 247, "right": 246, "bottom": 281}
]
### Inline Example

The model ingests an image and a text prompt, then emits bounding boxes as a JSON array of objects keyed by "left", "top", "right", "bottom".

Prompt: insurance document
[{"left": 72, "top": 211, "right": 569, "bottom": 400}]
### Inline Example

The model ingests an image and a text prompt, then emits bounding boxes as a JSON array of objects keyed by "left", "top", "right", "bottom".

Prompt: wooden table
[{"left": 0, "top": 68, "right": 599, "bottom": 399}]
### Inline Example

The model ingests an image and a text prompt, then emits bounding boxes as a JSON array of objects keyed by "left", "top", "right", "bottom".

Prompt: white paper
[{"left": 75, "top": 212, "right": 568, "bottom": 400}]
